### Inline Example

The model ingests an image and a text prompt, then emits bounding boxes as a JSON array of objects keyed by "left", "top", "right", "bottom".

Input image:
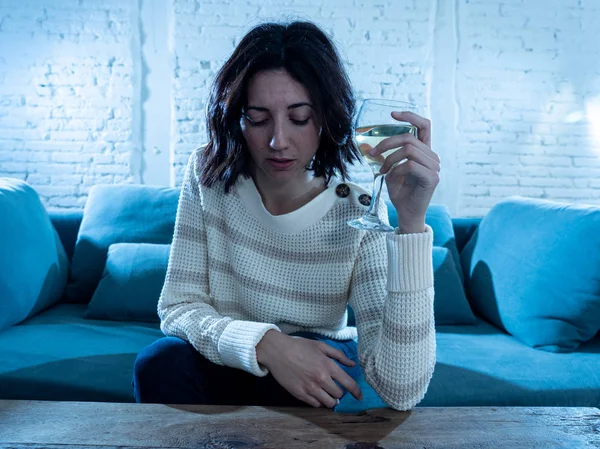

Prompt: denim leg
[
  {"left": 288, "top": 332, "right": 360, "bottom": 395},
  {"left": 132, "top": 336, "right": 255, "bottom": 405},
  {"left": 289, "top": 332, "right": 388, "bottom": 413},
  {"left": 253, "top": 373, "right": 311, "bottom": 407},
  {"left": 252, "top": 332, "right": 356, "bottom": 408}
]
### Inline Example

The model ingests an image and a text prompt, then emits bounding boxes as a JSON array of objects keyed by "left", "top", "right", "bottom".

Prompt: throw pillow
[
  {"left": 0, "top": 178, "right": 69, "bottom": 331},
  {"left": 426, "top": 204, "right": 465, "bottom": 284},
  {"left": 64, "top": 184, "right": 179, "bottom": 304},
  {"left": 84, "top": 243, "right": 170, "bottom": 322},
  {"left": 432, "top": 247, "right": 476, "bottom": 325},
  {"left": 460, "top": 196, "right": 600, "bottom": 353}
]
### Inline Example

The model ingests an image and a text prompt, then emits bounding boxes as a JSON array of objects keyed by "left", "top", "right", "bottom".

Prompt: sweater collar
[{"left": 235, "top": 175, "right": 340, "bottom": 233}]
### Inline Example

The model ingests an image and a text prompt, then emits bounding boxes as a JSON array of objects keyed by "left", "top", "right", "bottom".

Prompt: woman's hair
[{"left": 199, "top": 20, "right": 361, "bottom": 192}]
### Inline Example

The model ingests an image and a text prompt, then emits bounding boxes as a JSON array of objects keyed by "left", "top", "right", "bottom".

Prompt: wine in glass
[{"left": 347, "top": 99, "right": 418, "bottom": 232}]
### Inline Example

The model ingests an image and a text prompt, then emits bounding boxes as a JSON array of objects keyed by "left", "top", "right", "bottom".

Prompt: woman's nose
[{"left": 269, "top": 122, "right": 290, "bottom": 150}]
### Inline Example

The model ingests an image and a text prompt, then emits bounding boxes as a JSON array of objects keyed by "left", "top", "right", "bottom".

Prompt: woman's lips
[{"left": 267, "top": 158, "right": 295, "bottom": 170}]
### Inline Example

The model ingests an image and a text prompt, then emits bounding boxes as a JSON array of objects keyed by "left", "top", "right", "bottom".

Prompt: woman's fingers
[
  {"left": 386, "top": 159, "right": 440, "bottom": 188},
  {"left": 360, "top": 142, "right": 385, "bottom": 166},
  {"left": 319, "top": 342, "right": 356, "bottom": 367},
  {"left": 310, "top": 386, "right": 338, "bottom": 409},
  {"left": 320, "top": 376, "right": 345, "bottom": 403},
  {"left": 370, "top": 133, "right": 439, "bottom": 165},
  {"left": 380, "top": 143, "right": 441, "bottom": 175},
  {"left": 391, "top": 111, "right": 432, "bottom": 147},
  {"left": 300, "top": 393, "right": 322, "bottom": 408},
  {"left": 329, "top": 362, "right": 363, "bottom": 400},
  {"left": 316, "top": 342, "right": 364, "bottom": 404}
]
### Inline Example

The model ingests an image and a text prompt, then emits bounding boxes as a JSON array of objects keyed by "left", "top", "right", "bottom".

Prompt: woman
[{"left": 132, "top": 20, "right": 440, "bottom": 411}]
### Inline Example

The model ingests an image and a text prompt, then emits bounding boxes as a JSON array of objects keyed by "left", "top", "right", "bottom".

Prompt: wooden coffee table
[{"left": 0, "top": 400, "right": 598, "bottom": 448}]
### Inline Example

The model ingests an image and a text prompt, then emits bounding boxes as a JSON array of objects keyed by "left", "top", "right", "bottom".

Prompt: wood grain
[{"left": 0, "top": 400, "right": 598, "bottom": 448}]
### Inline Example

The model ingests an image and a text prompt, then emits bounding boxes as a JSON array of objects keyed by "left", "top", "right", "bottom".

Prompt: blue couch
[{"left": 1, "top": 191, "right": 599, "bottom": 408}]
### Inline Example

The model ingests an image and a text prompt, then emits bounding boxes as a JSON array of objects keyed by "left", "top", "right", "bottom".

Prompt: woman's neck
[{"left": 251, "top": 170, "right": 326, "bottom": 216}]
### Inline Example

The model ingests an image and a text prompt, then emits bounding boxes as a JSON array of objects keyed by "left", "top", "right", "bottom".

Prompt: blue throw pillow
[
  {"left": 0, "top": 178, "right": 69, "bottom": 331},
  {"left": 65, "top": 185, "right": 179, "bottom": 304},
  {"left": 432, "top": 247, "right": 476, "bottom": 325},
  {"left": 426, "top": 205, "right": 465, "bottom": 285},
  {"left": 84, "top": 243, "right": 170, "bottom": 322},
  {"left": 460, "top": 196, "right": 600, "bottom": 352}
]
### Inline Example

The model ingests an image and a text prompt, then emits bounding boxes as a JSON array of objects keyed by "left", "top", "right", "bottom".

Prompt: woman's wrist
[
  {"left": 256, "top": 329, "right": 284, "bottom": 367},
  {"left": 396, "top": 222, "right": 426, "bottom": 234}
]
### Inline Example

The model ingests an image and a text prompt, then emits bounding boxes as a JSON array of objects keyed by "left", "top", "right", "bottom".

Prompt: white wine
[{"left": 356, "top": 124, "right": 417, "bottom": 176}]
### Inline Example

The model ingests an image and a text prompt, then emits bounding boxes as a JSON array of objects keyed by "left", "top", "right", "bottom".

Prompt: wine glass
[{"left": 347, "top": 99, "right": 419, "bottom": 233}]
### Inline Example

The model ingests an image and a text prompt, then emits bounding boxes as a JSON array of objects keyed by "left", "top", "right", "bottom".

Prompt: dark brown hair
[{"left": 199, "top": 21, "right": 360, "bottom": 192}]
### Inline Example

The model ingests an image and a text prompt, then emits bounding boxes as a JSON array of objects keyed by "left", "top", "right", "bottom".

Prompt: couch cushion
[
  {"left": 421, "top": 318, "right": 600, "bottom": 407},
  {"left": 64, "top": 185, "right": 179, "bottom": 304},
  {"left": 2, "top": 304, "right": 598, "bottom": 407},
  {"left": 0, "top": 178, "right": 69, "bottom": 332},
  {"left": 0, "top": 304, "right": 164, "bottom": 403},
  {"left": 84, "top": 243, "right": 170, "bottom": 323},
  {"left": 432, "top": 247, "right": 476, "bottom": 325},
  {"left": 461, "top": 196, "right": 600, "bottom": 353}
]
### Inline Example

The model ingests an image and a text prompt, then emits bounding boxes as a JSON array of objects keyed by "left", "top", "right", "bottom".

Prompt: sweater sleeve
[
  {"left": 157, "top": 149, "right": 279, "bottom": 377},
  {"left": 348, "top": 205, "right": 436, "bottom": 411}
]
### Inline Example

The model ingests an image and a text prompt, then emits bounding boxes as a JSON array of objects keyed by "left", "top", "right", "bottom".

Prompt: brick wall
[
  {"left": 0, "top": 0, "right": 139, "bottom": 208},
  {"left": 1, "top": 0, "right": 599, "bottom": 216},
  {"left": 456, "top": 0, "right": 600, "bottom": 216}
]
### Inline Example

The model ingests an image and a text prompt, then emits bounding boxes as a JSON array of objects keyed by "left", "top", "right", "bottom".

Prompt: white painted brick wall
[
  {"left": 0, "top": 0, "right": 599, "bottom": 217},
  {"left": 0, "top": 0, "right": 139, "bottom": 209},
  {"left": 456, "top": 0, "right": 600, "bottom": 216}
]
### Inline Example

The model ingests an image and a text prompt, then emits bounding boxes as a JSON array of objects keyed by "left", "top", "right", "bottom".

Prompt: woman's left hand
[{"left": 369, "top": 111, "right": 441, "bottom": 234}]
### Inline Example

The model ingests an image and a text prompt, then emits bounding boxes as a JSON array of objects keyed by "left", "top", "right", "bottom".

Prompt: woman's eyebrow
[
  {"left": 288, "top": 102, "right": 313, "bottom": 110},
  {"left": 245, "top": 103, "right": 313, "bottom": 112},
  {"left": 245, "top": 106, "right": 269, "bottom": 112}
]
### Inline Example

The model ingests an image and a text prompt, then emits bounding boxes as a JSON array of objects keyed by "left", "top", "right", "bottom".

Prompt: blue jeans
[{"left": 132, "top": 332, "right": 360, "bottom": 407}]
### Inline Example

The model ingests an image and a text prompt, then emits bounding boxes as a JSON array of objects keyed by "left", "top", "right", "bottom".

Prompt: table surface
[{"left": 0, "top": 400, "right": 599, "bottom": 449}]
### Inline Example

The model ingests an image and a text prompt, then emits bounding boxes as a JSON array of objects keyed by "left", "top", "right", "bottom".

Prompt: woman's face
[{"left": 240, "top": 69, "right": 322, "bottom": 184}]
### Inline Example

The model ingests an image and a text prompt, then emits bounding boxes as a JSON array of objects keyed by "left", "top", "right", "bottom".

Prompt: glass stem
[{"left": 367, "top": 174, "right": 385, "bottom": 217}]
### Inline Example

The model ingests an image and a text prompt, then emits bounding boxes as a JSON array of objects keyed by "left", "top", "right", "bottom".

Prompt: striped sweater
[{"left": 157, "top": 148, "right": 436, "bottom": 411}]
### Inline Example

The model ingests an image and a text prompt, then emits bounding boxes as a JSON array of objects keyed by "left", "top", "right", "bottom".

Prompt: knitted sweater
[{"left": 158, "top": 148, "right": 436, "bottom": 411}]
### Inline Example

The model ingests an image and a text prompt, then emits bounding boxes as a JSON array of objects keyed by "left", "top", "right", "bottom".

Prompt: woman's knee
[{"left": 133, "top": 336, "right": 197, "bottom": 384}]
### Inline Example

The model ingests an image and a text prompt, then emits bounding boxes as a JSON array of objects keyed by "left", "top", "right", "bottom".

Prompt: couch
[{"left": 1, "top": 179, "right": 599, "bottom": 408}]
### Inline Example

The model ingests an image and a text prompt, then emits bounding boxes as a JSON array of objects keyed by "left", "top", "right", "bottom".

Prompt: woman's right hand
[{"left": 256, "top": 330, "right": 363, "bottom": 408}]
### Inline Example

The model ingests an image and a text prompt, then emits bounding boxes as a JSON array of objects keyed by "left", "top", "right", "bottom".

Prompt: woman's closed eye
[
  {"left": 290, "top": 117, "right": 309, "bottom": 126},
  {"left": 244, "top": 114, "right": 310, "bottom": 127},
  {"left": 244, "top": 114, "right": 268, "bottom": 126}
]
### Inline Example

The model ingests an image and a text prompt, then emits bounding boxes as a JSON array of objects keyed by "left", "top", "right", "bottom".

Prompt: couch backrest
[
  {"left": 48, "top": 208, "right": 483, "bottom": 263},
  {"left": 48, "top": 209, "right": 83, "bottom": 263},
  {"left": 453, "top": 217, "right": 482, "bottom": 253}
]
